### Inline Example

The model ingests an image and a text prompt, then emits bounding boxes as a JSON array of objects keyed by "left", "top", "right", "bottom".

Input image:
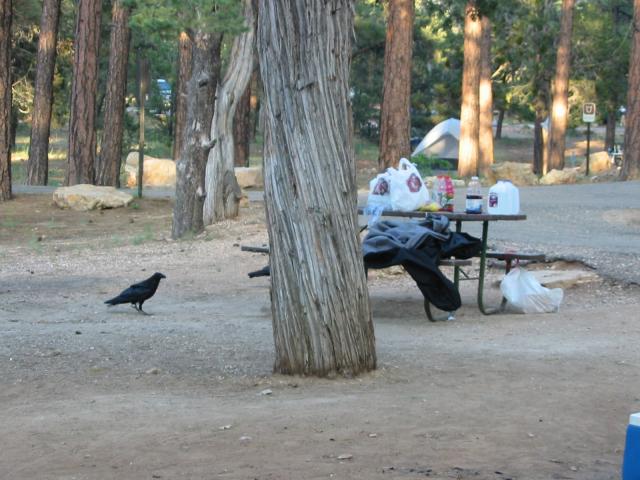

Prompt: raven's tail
[{"left": 104, "top": 296, "right": 123, "bottom": 306}]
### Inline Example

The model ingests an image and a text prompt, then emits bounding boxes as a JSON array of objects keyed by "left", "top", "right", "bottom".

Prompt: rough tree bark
[
  {"left": 95, "top": 0, "right": 131, "bottom": 187},
  {"left": 478, "top": 14, "right": 494, "bottom": 175},
  {"left": 622, "top": 0, "right": 640, "bottom": 179},
  {"left": 171, "top": 32, "right": 223, "bottom": 239},
  {"left": 26, "top": 0, "right": 61, "bottom": 185},
  {"left": 233, "top": 79, "right": 251, "bottom": 167},
  {"left": 378, "top": 0, "right": 414, "bottom": 170},
  {"left": 458, "top": 1, "right": 482, "bottom": 178},
  {"left": 65, "top": 0, "right": 102, "bottom": 185},
  {"left": 258, "top": 0, "right": 376, "bottom": 376},
  {"left": 203, "top": 0, "right": 256, "bottom": 224},
  {"left": 172, "top": 31, "right": 192, "bottom": 161},
  {"left": 0, "top": 0, "right": 11, "bottom": 201},
  {"left": 546, "top": 0, "right": 575, "bottom": 174}
]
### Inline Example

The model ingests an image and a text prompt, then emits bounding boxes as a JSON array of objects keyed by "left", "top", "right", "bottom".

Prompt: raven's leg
[
  {"left": 138, "top": 301, "right": 150, "bottom": 315},
  {"left": 131, "top": 303, "right": 139, "bottom": 311}
]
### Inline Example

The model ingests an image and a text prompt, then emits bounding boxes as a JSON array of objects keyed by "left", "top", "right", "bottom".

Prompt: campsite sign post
[{"left": 583, "top": 103, "right": 596, "bottom": 176}]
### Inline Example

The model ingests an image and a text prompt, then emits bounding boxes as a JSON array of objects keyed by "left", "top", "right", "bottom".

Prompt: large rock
[
  {"left": 577, "top": 151, "right": 613, "bottom": 174},
  {"left": 485, "top": 162, "right": 539, "bottom": 186},
  {"left": 234, "top": 167, "right": 263, "bottom": 189},
  {"left": 540, "top": 168, "right": 579, "bottom": 185},
  {"left": 530, "top": 269, "right": 599, "bottom": 289},
  {"left": 53, "top": 184, "right": 133, "bottom": 211},
  {"left": 125, "top": 152, "right": 176, "bottom": 187}
]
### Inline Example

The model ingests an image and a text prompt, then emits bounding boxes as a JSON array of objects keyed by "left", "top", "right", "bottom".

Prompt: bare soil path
[{"left": 1, "top": 194, "right": 639, "bottom": 480}]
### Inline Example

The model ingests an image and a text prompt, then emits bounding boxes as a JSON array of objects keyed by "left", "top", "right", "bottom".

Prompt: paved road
[{"left": 12, "top": 181, "right": 640, "bottom": 284}]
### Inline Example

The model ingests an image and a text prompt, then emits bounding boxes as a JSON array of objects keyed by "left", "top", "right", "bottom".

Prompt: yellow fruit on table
[{"left": 417, "top": 202, "right": 441, "bottom": 212}]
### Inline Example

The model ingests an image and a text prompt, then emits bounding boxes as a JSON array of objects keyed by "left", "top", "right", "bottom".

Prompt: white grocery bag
[
  {"left": 388, "top": 158, "right": 429, "bottom": 212},
  {"left": 367, "top": 171, "right": 392, "bottom": 210},
  {"left": 500, "top": 267, "right": 563, "bottom": 314}
]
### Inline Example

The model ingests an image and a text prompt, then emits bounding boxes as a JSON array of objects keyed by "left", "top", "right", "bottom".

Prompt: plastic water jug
[
  {"left": 623, "top": 413, "right": 640, "bottom": 479},
  {"left": 487, "top": 181, "right": 508, "bottom": 214},
  {"left": 488, "top": 180, "right": 519, "bottom": 215},
  {"left": 503, "top": 180, "right": 520, "bottom": 214}
]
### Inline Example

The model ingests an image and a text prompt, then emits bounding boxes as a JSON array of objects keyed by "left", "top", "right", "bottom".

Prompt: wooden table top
[{"left": 357, "top": 207, "right": 527, "bottom": 222}]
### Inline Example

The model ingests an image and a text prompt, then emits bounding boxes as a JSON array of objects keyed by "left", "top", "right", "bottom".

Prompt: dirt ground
[{"left": 1, "top": 195, "right": 639, "bottom": 480}]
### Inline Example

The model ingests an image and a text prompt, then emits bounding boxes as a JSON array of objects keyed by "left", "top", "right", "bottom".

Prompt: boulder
[
  {"left": 577, "top": 151, "right": 613, "bottom": 174},
  {"left": 529, "top": 269, "right": 599, "bottom": 289},
  {"left": 125, "top": 152, "right": 176, "bottom": 187},
  {"left": 53, "top": 184, "right": 133, "bottom": 211},
  {"left": 539, "top": 168, "right": 579, "bottom": 185},
  {"left": 485, "top": 162, "right": 539, "bottom": 186},
  {"left": 234, "top": 167, "right": 263, "bottom": 189}
]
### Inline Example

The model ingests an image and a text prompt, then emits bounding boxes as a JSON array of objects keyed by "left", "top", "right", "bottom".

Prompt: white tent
[{"left": 411, "top": 118, "right": 460, "bottom": 159}]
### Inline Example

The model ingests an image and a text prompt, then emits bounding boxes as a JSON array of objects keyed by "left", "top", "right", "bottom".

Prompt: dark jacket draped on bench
[{"left": 362, "top": 215, "right": 481, "bottom": 311}]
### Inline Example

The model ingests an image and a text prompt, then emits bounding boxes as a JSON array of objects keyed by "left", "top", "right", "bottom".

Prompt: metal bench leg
[
  {"left": 477, "top": 220, "right": 503, "bottom": 315},
  {"left": 453, "top": 220, "right": 462, "bottom": 289}
]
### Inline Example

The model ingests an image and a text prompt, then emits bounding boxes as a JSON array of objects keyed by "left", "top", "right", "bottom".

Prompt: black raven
[{"left": 104, "top": 272, "right": 166, "bottom": 314}]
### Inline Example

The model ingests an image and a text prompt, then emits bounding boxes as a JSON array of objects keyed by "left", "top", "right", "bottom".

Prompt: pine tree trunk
[
  {"left": 478, "top": 15, "right": 494, "bottom": 175},
  {"left": 495, "top": 107, "right": 504, "bottom": 140},
  {"left": 622, "top": 0, "right": 640, "bottom": 180},
  {"left": 533, "top": 114, "right": 545, "bottom": 175},
  {"left": 258, "top": 0, "right": 376, "bottom": 377},
  {"left": 171, "top": 32, "right": 222, "bottom": 239},
  {"left": 233, "top": 81, "right": 251, "bottom": 167},
  {"left": 378, "top": 0, "right": 414, "bottom": 170},
  {"left": 0, "top": 0, "right": 11, "bottom": 201},
  {"left": 546, "top": 0, "right": 575, "bottom": 174},
  {"left": 173, "top": 31, "right": 192, "bottom": 161},
  {"left": 26, "top": 0, "right": 61, "bottom": 186},
  {"left": 95, "top": 0, "right": 130, "bottom": 187},
  {"left": 605, "top": 109, "right": 616, "bottom": 152},
  {"left": 458, "top": 2, "right": 481, "bottom": 178},
  {"left": 203, "top": 0, "right": 256, "bottom": 224},
  {"left": 65, "top": 0, "right": 102, "bottom": 185}
]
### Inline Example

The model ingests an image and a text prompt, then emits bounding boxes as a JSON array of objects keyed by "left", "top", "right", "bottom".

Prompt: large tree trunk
[
  {"left": 0, "top": 0, "right": 11, "bottom": 201},
  {"left": 95, "top": 0, "right": 131, "bottom": 187},
  {"left": 171, "top": 32, "right": 222, "bottom": 239},
  {"left": 26, "top": 0, "right": 61, "bottom": 186},
  {"left": 258, "top": 0, "right": 376, "bottom": 377},
  {"left": 65, "top": 0, "right": 102, "bottom": 185},
  {"left": 478, "top": 14, "right": 494, "bottom": 175},
  {"left": 172, "top": 31, "right": 192, "bottom": 161},
  {"left": 457, "top": 2, "right": 482, "bottom": 178},
  {"left": 378, "top": 0, "right": 414, "bottom": 170},
  {"left": 622, "top": 0, "right": 640, "bottom": 180},
  {"left": 233, "top": 80, "right": 251, "bottom": 167},
  {"left": 203, "top": 0, "right": 256, "bottom": 224},
  {"left": 605, "top": 109, "right": 616, "bottom": 152},
  {"left": 546, "top": 0, "right": 575, "bottom": 174}
]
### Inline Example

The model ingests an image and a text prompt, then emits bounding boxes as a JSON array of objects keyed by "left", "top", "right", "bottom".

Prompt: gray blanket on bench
[{"left": 362, "top": 215, "right": 481, "bottom": 311}]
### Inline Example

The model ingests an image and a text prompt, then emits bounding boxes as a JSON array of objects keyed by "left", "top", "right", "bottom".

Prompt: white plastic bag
[
  {"left": 500, "top": 267, "right": 563, "bottom": 314},
  {"left": 388, "top": 158, "right": 429, "bottom": 212},
  {"left": 367, "top": 172, "right": 392, "bottom": 210}
]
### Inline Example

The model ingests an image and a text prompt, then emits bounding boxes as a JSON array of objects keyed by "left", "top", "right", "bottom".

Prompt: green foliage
[
  {"left": 572, "top": 0, "right": 631, "bottom": 123},
  {"left": 129, "top": 0, "right": 246, "bottom": 41},
  {"left": 411, "top": 153, "right": 452, "bottom": 176}
]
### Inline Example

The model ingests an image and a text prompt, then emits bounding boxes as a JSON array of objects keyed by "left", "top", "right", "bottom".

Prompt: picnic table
[{"left": 358, "top": 208, "right": 539, "bottom": 318}]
